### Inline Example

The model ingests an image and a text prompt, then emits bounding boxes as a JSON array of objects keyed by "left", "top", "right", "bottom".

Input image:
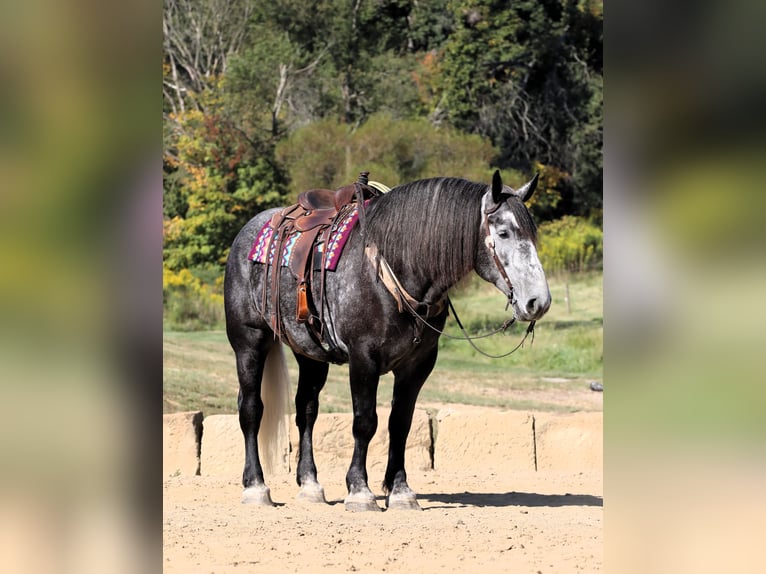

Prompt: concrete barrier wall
[
  {"left": 434, "top": 408, "right": 535, "bottom": 472},
  {"left": 200, "top": 414, "right": 292, "bottom": 477},
  {"left": 290, "top": 407, "right": 433, "bottom": 475},
  {"left": 534, "top": 412, "right": 603, "bottom": 471},
  {"left": 163, "top": 411, "right": 203, "bottom": 477},
  {"left": 163, "top": 408, "right": 602, "bottom": 479}
]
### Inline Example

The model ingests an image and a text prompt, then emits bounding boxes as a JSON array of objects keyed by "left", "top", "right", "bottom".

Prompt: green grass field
[{"left": 163, "top": 272, "right": 602, "bottom": 415}]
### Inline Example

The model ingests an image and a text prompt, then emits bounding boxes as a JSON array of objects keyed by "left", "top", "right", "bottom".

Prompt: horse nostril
[{"left": 526, "top": 298, "right": 538, "bottom": 314}]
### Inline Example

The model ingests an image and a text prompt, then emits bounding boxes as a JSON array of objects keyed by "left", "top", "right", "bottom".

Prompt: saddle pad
[{"left": 248, "top": 203, "right": 361, "bottom": 271}]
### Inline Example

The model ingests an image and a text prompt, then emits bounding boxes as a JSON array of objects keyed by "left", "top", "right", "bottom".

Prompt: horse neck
[
  {"left": 406, "top": 230, "right": 478, "bottom": 297},
  {"left": 367, "top": 180, "right": 483, "bottom": 303}
]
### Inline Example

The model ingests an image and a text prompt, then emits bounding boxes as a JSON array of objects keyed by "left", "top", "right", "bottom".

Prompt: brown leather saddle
[{"left": 261, "top": 172, "right": 381, "bottom": 347}]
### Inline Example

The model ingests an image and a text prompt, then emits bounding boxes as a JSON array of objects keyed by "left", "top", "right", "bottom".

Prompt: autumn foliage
[{"left": 163, "top": 0, "right": 602, "bottom": 328}]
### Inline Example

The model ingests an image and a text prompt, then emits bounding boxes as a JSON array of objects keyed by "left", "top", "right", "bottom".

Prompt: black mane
[{"left": 365, "top": 177, "right": 537, "bottom": 287}]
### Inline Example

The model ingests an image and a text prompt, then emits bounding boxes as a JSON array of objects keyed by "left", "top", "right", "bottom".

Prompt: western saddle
[{"left": 261, "top": 172, "right": 382, "bottom": 351}]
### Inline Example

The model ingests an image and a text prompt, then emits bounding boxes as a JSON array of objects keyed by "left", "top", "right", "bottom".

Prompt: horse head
[{"left": 477, "top": 170, "right": 551, "bottom": 322}]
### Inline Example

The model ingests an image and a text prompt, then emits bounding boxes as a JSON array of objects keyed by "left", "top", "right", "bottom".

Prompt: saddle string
[{"left": 354, "top": 171, "right": 372, "bottom": 238}]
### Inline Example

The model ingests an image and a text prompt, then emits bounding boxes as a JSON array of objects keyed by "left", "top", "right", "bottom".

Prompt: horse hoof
[
  {"left": 386, "top": 491, "right": 422, "bottom": 511},
  {"left": 344, "top": 491, "right": 381, "bottom": 512},
  {"left": 241, "top": 485, "right": 274, "bottom": 506},
  {"left": 297, "top": 482, "right": 327, "bottom": 504}
]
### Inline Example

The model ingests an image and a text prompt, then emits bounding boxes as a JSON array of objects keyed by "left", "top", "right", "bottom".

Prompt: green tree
[
  {"left": 163, "top": 98, "right": 288, "bottom": 273},
  {"left": 163, "top": 0, "right": 290, "bottom": 276},
  {"left": 227, "top": 0, "right": 454, "bottom": 130},
  {"left": 276, "top": 112, "right": 497, "bottom": 196},
  {"left": 440, "top": 0, "right": 602, "bottom": 219}
]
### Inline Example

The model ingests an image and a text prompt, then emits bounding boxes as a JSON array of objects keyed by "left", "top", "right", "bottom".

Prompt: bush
[
  {"left": 276, "top": 112, "right": 497, "bottom": 195},
  {"left": 163, "top": 268, "right": 224, "bottom": 330},
  {"left": 537, "top": 216, "right": 602, "bottom": 274}
]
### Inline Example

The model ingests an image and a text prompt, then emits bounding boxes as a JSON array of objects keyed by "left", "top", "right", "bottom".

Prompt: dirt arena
[{"left": 163, "top": 406, "right": 602, "bottom": 573}]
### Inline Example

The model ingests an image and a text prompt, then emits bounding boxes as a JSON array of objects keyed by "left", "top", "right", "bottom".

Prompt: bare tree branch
[{"left": 163, "top": 0, "right": 253, "bottom": 112}]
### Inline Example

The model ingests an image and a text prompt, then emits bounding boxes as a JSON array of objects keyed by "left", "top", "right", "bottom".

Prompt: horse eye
[{"left": 496, "top": 229, "right": 510, "bottom": 239}]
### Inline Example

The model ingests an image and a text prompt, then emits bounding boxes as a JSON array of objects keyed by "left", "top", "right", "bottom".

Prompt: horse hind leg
[
  {"left": 233, "top": 332, "right": 283, "bottom": 506},
  {"left": 293, "top": 354, "right": 329, "bottom": 503}
]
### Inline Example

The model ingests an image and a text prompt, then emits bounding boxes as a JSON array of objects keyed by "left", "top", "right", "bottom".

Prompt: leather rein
[{"left": 367, "top": 202, "right": 536, "bottom": 358}]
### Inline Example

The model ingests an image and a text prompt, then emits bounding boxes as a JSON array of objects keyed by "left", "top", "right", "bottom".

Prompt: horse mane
[
  {"left": 363, "top": 177, "right": 532, "bottom": 289},
  {"left": 364, "top": 178, "right": 481, "bottom": 286}
]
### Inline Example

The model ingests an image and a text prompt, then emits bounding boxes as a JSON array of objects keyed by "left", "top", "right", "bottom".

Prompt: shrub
[
  {"left": 163, "top": 268, "right": 224, "bottom": 330},
  {"left": 537, "top": 216, "right": 602, "bottom": 274},
  {"left": 276, "top": 112, "right": 497, "bottom": 195}
]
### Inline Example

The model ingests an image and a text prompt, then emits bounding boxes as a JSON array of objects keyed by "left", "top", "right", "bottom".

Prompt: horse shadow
[{"left": 420, "top": 491, "right": 602, "bottom": 509}]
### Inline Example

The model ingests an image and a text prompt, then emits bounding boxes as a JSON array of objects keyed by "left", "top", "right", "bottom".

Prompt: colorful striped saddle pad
[{"left": 248, "top": 203, "right": 362, "bottom": 271}]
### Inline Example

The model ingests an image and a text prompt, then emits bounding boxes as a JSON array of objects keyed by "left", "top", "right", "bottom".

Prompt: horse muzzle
[{"left": 513, "top": 291, "right": 551, "bottom": 322}]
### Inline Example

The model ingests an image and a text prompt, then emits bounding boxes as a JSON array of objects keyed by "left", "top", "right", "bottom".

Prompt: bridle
[
  {"left": 482, "top": 197, "right": 518, "bottom": 308},
  {"left": 367, "top": 198, "right": 536, "bottom": 358}
]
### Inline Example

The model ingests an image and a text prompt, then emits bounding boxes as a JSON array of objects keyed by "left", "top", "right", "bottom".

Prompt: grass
[
  {"left": 163, "top": 330, "right": 240, "bottom": 414},
  {"left": 163, "top": 271, "right": 602, "bottom": 415}
]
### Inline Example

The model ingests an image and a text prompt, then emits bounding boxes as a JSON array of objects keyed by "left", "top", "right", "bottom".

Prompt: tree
[
  {"left": 440, "top": 0, "right": 602, "bottom": 219},
  {"left": 164, "top": 88, "right": 288, "bottom": 273},
  {"left": 276, "top": 112, "right": 497, "bottom": 195},
  {"left": 227, "top": 0, "right": 454, "bottom": 131},
  {"left": 163, "top": 0, "right": 292, "bottom": 275},
  {"left": 225, "top": 26, "right": 327, "bottom": 140},
  {"left": 163, "top": 0, "right": 255, "bottom": 114}
]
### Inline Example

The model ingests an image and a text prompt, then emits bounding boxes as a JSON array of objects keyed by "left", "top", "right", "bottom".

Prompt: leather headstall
[{"left": 481, "top": 202, "right": 516, "bottom": 305}]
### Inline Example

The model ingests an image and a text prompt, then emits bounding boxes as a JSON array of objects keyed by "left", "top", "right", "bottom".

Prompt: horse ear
[
  {"left": 491, "top": 170, "right": 504, "bottom": 204},
  {"left": 513, "top": 173, "right": 539, "bottom": 202}
]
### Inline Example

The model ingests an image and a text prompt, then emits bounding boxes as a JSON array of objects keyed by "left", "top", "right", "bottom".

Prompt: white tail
[{"left": 258, "top": 342, "right": 290, "bottom": 475}]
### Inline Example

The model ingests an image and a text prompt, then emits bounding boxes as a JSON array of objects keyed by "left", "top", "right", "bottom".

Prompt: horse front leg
[
  {"left": 234, "top": 340, "right": 274, "bottom": 505},
  {"left": 384, "top": 347, "right": 438, "bottom": 510},
  {"left": 344, "top": 354, "right": 381, "bottom": 512},
  {"left": 293, "top": 353, "right": 329, "bottom": 503}
]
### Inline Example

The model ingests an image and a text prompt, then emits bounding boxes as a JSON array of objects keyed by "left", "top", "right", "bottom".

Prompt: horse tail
[{"left": 259, "top": 341, "right": 290, "bottom": 476}]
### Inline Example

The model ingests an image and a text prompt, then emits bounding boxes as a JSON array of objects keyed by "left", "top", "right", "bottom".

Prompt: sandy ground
[{"left": 163, "top": 465, "right": 602, "bottom": 573}]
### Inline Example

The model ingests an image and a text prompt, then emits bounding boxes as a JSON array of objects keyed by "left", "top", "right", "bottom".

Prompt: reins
[
  {"left": 393, "top": 284, "right": 537, "bottom": 359},
  {"left": 449, "top": 299, "right": 536, "bottom": 358}
]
